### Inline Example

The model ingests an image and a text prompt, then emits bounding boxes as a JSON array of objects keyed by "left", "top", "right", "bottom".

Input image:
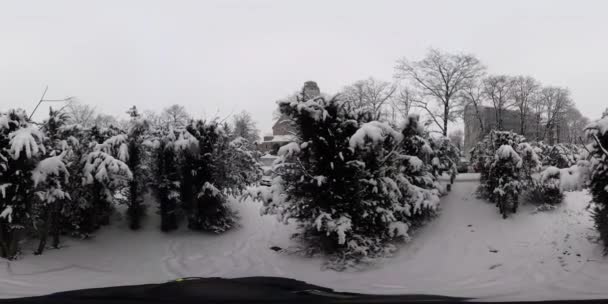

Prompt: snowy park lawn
[{"left": 1, "top": 173, "right": 607, "bottom": 301}]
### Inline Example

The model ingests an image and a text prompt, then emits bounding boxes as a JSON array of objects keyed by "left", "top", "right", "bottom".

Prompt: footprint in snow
[{"left": 489, "top": 264, "right": 502, "bottom": 270}]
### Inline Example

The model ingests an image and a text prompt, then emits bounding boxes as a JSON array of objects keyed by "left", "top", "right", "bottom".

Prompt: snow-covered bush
[
  {"left": 524, "top": 166, "right": 564, "bottom": 209},
  {"left": 547, "top": 144, "right": 583, "bottom": 168},
  {"left": 531, "top": 141, "right": 583, "bottom": 169},
  {"left": 0, "top": 109, "right": 46, "bottom": 258},
  {"left": 517, "top": 143, "right": 541, "bottom": 183},
  {"left": 248, "top": 88, "right": 440, "bottom": 265},
  {"left": 584, "top": 117, "right": 608, "bottom": 252}
]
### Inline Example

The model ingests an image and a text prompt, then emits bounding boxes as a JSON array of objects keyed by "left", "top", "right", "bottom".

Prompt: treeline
[
  {"left": 0, "top": 107, "right": 261, "bottom": 259},
  {"left": 334, "top": 49, "right": 589, "bottom": 145},
  {"left": 0, "top": 81, "right": 464, "bottom": 267}
]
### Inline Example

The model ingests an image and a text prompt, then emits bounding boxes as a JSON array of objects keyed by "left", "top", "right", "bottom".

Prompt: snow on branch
[
  {"left": 9, "top": 126, "right": 46, "bottom": 159},
  {"left": 495, "top": 145, "right": 522, "bottom": 164},
  {"left": 173, "top": 130, "right": 199, "bottom": 152},
  {"left": 277, "top": 142, "right": 300, "bottom": 158},
  {"left": 0, "top": 206, "right": 12, "bottom": 223},
  {"left": 83, "top": 151, "right": 133, "bottom": 185},
  {"left": 349, "top": 121, "right": 403, "bottom": 150},
  {"left": 32, "top": 152, "right": 69, "bottom": 187},
  {"left": 96, "top": 134, "right": 129, "bottom": 162}
]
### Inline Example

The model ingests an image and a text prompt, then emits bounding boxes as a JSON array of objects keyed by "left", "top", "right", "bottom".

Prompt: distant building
[
  {"left": 257, "top": 81, "right": 321, "bottom": 155},
  {"left": 464, "top": 105, "right": 536, "bottom": 159},
  {"left": 256, "top": 115, "right": 297, "bottom": 154}
]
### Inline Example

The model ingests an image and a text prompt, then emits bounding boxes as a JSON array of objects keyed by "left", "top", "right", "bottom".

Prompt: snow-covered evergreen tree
[
  {"left": 472, "top": 130, "right": 525, "bottom": 201},
  {"left": 248, "top": 85, "right": 440, "bottom": 265},
  {"left": 0, "top": 109, "right": 46, "bottom": 258},
  {"left": 32, "top": 108, "right": 74, "bottom": 252},
  {"left": 31, "top": 153, "right": 70, "bottom": 254},
  {"left": 174, "top": 120, "right": 260, "bottom": 233},
  {"left": 124, "top": 118, "right": 150, "bottom": 230},
  {"left": 584, "top": 117, "right": 608, "bottom": 252},
  {"left": 152, "top": 127, "right": 181, "bottom": 232},
  {"left": 491, "top": 145, "right": 523, "bottom": 218},
  {"left": 53, "top": 123, "right": 96, "bottom": 236},
  {"left": 82, "top": 145, "right": 132, "bottom": 231},
  {"left": 428, "top": 136, "right": 459, "bottom": 187}
]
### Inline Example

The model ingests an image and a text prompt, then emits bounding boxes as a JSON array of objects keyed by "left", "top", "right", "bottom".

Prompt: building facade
[
  {"left": 256, "top": 81, "right": 321, "bottom": 154},
  {"left": 463, "top": 105, "right": 536, "bottom": 159}
]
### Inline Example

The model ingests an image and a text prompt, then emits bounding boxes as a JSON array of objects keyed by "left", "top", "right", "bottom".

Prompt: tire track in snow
[
  {"left": 2, "top": 260, "right": 110, "bottom": 276},
  {"left": 161, "top": 239, "right": 186, "bottom": 278}
]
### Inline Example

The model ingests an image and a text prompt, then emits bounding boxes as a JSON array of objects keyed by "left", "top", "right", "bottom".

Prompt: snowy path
[{"left": 1, "top": 175, "right": 608, "bottom": 301}]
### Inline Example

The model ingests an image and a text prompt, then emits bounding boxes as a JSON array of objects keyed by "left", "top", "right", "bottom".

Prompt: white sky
[{"left": 0, "top": 0, "right": 606, "bottom": 134}]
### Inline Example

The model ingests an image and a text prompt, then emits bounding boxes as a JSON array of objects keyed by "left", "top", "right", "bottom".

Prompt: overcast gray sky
[{"left": 0, "top": 0, "right": 606, "bottom": 134}]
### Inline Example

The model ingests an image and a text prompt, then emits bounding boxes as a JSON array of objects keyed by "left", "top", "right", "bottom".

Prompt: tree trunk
[
  {"left": 520, "top": 109, "right": 526, "bottom": 135},
  {"left": 496, "top": 108, "right": 504, "bottom": 130},
  {"left": 35, "top": 210, "right": 52, "bottom": 255},
  {"left": 443, "top": 101, "right": 449, "bottom": 136},
  {"left": 535, "top": 114, "right": 542, "bottom": 141},
  {"left": 0, "top": 224, "right": 9, "bottom": 258},
  {"left": 474, "top": 105, "right": 485, "bottom": 134},
  {"left": 51, "top": 204, "right": 60, "bottom": 248},
  {"left": 128, "top": 180, "right": 141, "bottom": 230}
]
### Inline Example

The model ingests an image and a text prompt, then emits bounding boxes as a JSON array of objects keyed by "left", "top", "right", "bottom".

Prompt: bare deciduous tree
[
  {"left": 388, "top": 85, "right": 414, "bottom": 124},
  {"left": 449, "top": 129, "right": 464, "bottom": 151},
  {"left": 342, "top": 77, "right": 396, "bottom": 120},
  {"left": 395, "top": 48, "right": 484, "bottom": 135},
  {"left": 460, "top": 79, "right": 486, "bottom": 134},
  {"left": 482, "top": 75, "right": 515, "bottom": 130},
  {"left": 232, "top": 110, "right": 260, "bottom": 144},
  {"left": 162, "top": 104, "right": 190, "bottom": 128},
  {"left": 66, "top": 101, "right": 97, "bottom": 127},
  {"left": 563, "top": 105, "right": 589, "bottom": 144},
  {"left": 540, "top": 87, "right": 572, "bottom": 144},
  {"left": 142, "top": 110, "right": 163, "bottom": 129},
  {"left": 511, "top": 76, "right": 540, "bottom": 135},
  {"left": 93, "top": 113, "right": 118, "bottom": 129}
]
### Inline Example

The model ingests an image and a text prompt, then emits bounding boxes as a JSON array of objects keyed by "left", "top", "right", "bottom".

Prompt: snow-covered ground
[{"left": 1, "top": 173, "right": 608, "bottom": 301}]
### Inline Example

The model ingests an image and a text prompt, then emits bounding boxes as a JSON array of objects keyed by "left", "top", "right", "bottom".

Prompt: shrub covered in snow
[
  {"left": 523, "top": 166, "right": 564, "bottom": 209},
  {"left": 532, "top": 141, "right": 584, "bottom": 169},
  {"left": 517, "top": 143, "right": 541, "bottom": 183},
  {"left": 584, "top": 117, "right": 608, "bottom": 252},
  {"left": 248, "top": 84, "right": 440, "bottom": 265}
]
